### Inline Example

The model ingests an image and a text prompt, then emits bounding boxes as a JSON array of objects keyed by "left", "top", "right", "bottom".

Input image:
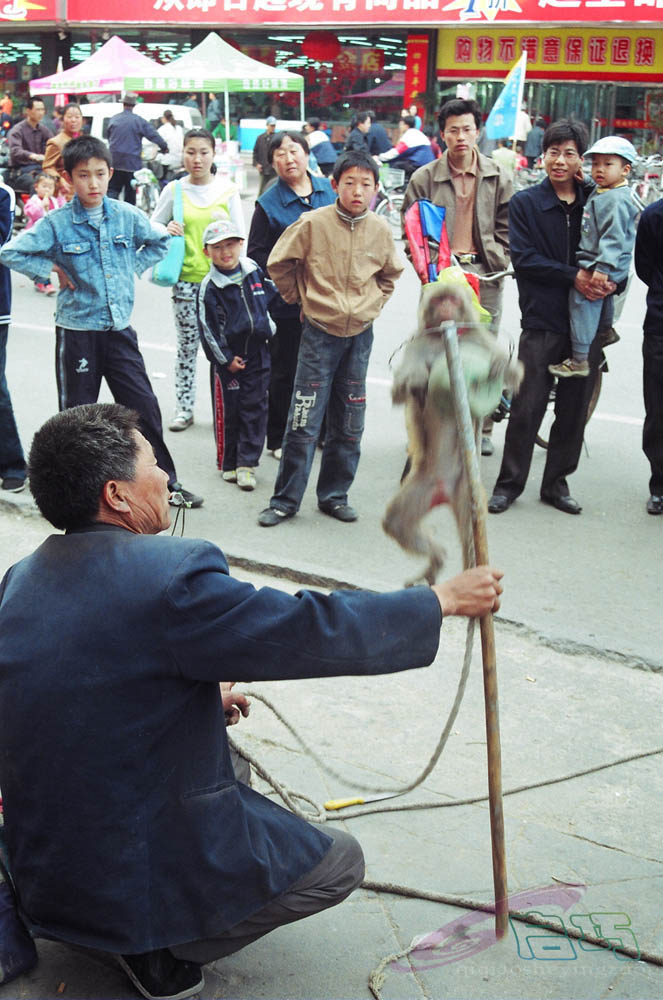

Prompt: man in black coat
[
  {"left": 634, "top": 200, "right": 663, "bottom": 515},
  {"left": 344, "top": 111, "right": 371, "bottom": 152},
  {"left": 0, "top": 403, "right": 502, "bottom": 1000},
  {"left": 487, "top": 119, "right": 615, "bottom": 516},
  {"left": 107, "top": 93, "right": 167, "bottom": 205},
  {"left": 366, "top": 110, "right": 392, "bottom": 156}
]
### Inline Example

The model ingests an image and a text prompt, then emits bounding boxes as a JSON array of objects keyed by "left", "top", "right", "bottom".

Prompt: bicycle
[{"left": 374, "top": 166, "right": 406, "bottom": 239}]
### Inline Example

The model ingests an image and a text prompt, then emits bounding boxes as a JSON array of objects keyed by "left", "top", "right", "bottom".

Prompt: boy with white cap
[
  {"left": 198, "top": 218, "right": 278, "bottom": 490},
  {"left": 550, "top": 135, "right": 639, "bottom": 378}
]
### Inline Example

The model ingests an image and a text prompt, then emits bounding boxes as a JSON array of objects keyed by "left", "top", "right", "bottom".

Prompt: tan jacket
[
  {"left": 42, "top": 130, "right": 75, "bottom": 200},
  {"left": 402, "top": 151, "right": 512, "bottom": 273},
  {"left": 267, "top": 202, "right": 404, "bottom": 338}
]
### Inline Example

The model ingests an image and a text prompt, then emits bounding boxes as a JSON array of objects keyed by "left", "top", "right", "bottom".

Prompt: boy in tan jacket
[{"left": 258, "top": 149, "right": 403, "bottom": 526}]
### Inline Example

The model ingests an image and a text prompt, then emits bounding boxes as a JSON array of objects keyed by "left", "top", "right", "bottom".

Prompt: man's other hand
[
  {"left": 433, "top": 565, "right": 503, "bottom": 617},
  {"left": 220, "top": 681, "right": 251, "bottom": 726},
  {"left": 574, "top": 268, "right": 616, "bottom": 301}
]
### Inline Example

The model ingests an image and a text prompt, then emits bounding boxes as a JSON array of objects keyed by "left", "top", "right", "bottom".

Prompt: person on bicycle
[{"left": 487, "top": 119, "right": 615, "bottom": 517}]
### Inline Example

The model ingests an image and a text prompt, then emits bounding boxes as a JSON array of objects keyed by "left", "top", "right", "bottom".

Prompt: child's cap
[
  {"left": 584, "top": 136, "right": 637, "bottom": 164},
  {"left": 265, "top": 115, "right": 277, "bottom": 125},
  {"left": 203, "top": 219, "right": 244, "bottom": 246}
]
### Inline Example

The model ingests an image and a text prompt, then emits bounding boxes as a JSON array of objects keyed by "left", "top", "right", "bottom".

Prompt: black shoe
[
  {"left": 1, "top": 476, "right": 26, "bottom": 493},
  {"left": 169, "top": 484, "right": 204, "bottom": 509},
  {"left": 481, "top": 436, "right": 494, "bottom": 457},
  {"left": 487, "top": 494, "right": 513, "bottom": 514},
  {"left": 541, "top": 494, "right": 582, "bottom": 515},
  {"left": 258, "top": 506, "right": 294, "bottom": 527},
  {"left": 319, "top": 503, "right": 358, "bottom": 522},
  {"left": 117, "top": 950, "right": 203, "bottom": 1000},
  {"left": 647, "top": 494, "right": 663, "bottom": 515}
]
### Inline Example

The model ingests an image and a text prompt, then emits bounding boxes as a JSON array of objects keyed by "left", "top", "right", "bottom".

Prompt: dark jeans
[
  {"left": 171, "top": 825, "right": 364, "bottom": 964},
  {"left": 55, "top": 325, "right": 177, "bottom": 486},
  {"left": 270, "top": 320, "right": 373, "bottom": 514},
  {"left": 643, "top": 335, "right": 663, "bottom": 495},
  {"left": 266, "top": 315, "right": 302, "bottom": 451},
  {"left": 492, "top": 327, "right": 602, "bottom": 501},
  {"left": 0, "top": 323, "right": 26, "bottom": 482},
  {"left": 210, "top": 347, "right": 270, "bottom": 472},
  {"left": 108, "top": 169, "right": 136, "bottom": 205}
]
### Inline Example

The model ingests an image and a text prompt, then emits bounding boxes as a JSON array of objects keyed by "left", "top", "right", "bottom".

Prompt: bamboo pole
[{"left": 443, "top": 323, "right": 509, "bottom": 939}]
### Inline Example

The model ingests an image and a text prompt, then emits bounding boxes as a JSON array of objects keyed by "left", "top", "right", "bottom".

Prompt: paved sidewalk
[{"left": 0, "top": 523, "right": 662, "bottom": 1000}]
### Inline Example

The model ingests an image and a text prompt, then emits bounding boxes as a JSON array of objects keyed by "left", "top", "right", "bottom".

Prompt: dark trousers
[
  {"left": 643, "top": 335, "right": 663, "bottom": 495},
  {"left": 171, "top": 825, "right": 364, "bottom": 965},
  {"left": 55, "top": 326, "right": 177, "bottom": 485},
  {"left": 271, "top": 321, "right": 372, "bottom": 514},
  {"left": 108, "top": 169, "right": 136, "bottom": 205},
  {"left": 493, "top": 327, "right": 602, "bottom": 501},
  {"left": 0, "top": 323, "right": 26, "bottom": 481},
  {"left": 210, "top": 346, "right": 270, "bottom": 472},
  {"left": 266, "top": 315, "right": 302, "bottom": 451}
]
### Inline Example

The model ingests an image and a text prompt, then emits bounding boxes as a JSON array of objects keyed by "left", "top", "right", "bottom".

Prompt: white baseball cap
[
  {"left": 202, "top": 219, "right": 244, "bottom": 246},
  {"left": 584, "top": 136, "right": 638, "bottom": 164}
]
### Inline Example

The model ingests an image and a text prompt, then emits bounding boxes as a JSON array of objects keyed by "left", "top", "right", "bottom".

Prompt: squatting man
[{"left": 0, "top": 403, "right": 503, "bottom": 1000}]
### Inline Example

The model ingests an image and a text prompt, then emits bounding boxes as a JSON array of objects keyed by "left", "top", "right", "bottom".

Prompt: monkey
[{"left": 383, "top": 271, "right": 523, "bottom": 586}]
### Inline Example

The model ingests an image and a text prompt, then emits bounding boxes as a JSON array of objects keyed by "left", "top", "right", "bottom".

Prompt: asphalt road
[{"left": 1, "top": 181, "right": 661, "bottom": 669}]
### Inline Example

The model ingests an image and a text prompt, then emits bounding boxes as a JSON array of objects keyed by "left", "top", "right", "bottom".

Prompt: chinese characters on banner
[
  {"left": 438, "top": 27, "right": 659, "bottom": 80},
  {"left": 403, "top": 35, "right": 429, "bottom": 111},
  {"left": 63, "top": 0, "right": 663, "bottom": 24}
]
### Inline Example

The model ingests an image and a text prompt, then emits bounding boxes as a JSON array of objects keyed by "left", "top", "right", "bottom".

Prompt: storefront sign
[
  {"left": 0, "top": 0, "right": 57, "bottom": 21},
  {"left": 438, "top": 27, "right": 661, "bottom": 81},
  {"left": 64, "top": 0, "right": 663, "bottom": 25},
  {"left": 403, "top": 34, "right": 429, "bottom": 108}
]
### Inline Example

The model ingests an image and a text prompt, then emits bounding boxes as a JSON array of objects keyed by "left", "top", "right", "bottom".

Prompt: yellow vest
[{"left": 180, "top": 180, "right": 239, "bottom": 284}]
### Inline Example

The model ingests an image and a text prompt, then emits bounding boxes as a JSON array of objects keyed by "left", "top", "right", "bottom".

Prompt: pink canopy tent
[
  {"left": 348, "top": 72, "right": 405, "bottom": 101},
  {"left": 29, "top": 36, "right": 164, "bottom": 96}
]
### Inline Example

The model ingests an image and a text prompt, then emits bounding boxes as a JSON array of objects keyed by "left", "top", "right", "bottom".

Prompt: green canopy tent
[{"left": 124, "top": 32, "right": 305, "bottom": 141}]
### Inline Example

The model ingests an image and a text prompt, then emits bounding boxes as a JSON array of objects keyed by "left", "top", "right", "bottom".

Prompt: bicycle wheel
[
  {"left": 534, "top": 368, "right": 603, "bottom": 449},
  {"left": 375, "top": 192, "right": 404, "bottom": 239}
]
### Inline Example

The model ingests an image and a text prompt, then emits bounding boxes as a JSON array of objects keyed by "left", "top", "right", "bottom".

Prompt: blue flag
[{"left": 484, "top": 53, "right": 527, "bottom": 140}]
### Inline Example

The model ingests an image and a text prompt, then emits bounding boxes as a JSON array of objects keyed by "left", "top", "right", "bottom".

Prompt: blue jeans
[
  {"left": 270, "top": 320, "right": 373, "bottom": 514},
  {"left": 569, "top": 287, "right": 617, "bottom": 358},
  {"left": 0, "top": 323, "right": 26, "bottom": 482}
]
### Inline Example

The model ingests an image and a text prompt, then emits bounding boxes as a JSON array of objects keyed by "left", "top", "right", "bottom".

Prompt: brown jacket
[
  {"left": 402, "top": 150, "right": 512, "bottom": 273},
  {"left": 42, "top": 131, "right": 75, "bottom": 199},
  {"left": 267, "top": 202, "right": 404, "bottom": 338}
]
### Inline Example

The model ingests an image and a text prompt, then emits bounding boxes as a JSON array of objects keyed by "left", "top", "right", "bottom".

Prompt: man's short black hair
[
  {"left": 401, "top": 115, "right": 416, "bottom": 129},
  {"left": 267, "top": 130, "right": 309, "bottom": 165},
  {"left": 26, "top": 97, "right": 45, "bottom": 110},
  {"left": 542, "top": 119, "right": 589, "bottom": 157},
  {"left": 438, "top": 99, "right": 482, "bottom": 132},
  {"left": 28, "top": 404, "right": 140, "bottom": 531},
  {"left": 63, "top": 136, "right": 112, "bottom": 174},
  {"left": 332, "top": 149, "right": 378, "bottom": 183},
  {"left": 306, "top": 116, "right": 321, "bottom": 131}
]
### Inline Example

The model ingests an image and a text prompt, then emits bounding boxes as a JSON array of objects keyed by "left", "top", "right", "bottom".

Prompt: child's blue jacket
[
  {"left": 0, "top": 195, "right": 169, "bottom": 331},
  {"left": 198, "top": 256, "right": 278, "bottom": 367}
]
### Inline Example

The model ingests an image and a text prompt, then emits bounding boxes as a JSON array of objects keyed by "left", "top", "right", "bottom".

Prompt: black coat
[
  {"left": 635, "top": 199, "right": 663, "bottom": 338},
  {"left": 0, "top": 526, "right": 441, "bottom": 953}
]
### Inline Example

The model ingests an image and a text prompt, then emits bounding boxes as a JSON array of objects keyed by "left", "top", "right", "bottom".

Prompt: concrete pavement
[{"left": 1, "top": 168, "right": 662, "bottom": 999}]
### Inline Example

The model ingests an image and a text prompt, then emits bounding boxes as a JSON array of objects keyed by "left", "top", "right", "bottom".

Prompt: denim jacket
[{"left": 0, "top": 195, "right": 170, "bottom": 331}]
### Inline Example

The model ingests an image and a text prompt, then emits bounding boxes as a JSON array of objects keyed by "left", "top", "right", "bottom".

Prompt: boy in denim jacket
[{"left": 0, "top": 136, "right": 202, "bottom": 507}]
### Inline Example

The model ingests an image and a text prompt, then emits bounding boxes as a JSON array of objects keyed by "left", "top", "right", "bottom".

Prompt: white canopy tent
[{"left": 124, "top": 32, "right": 305, "bottom": 141}]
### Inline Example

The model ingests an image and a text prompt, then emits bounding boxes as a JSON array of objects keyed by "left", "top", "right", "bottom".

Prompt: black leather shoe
[
  {"left": 258, "top": 507, "right": 294, "bottom": 527},
  {"left": 647, "top": 494, "right": 663, "bottom": 515},
  {"left": 117, "top": 950, "right": 203, "bottom": 1000},
  {"left": 541, "top": 494, "right": 582, "bottom": 515},
  {"left": 481, "top": 436, "right": 494, "bottom": 456},
  {"left": 487, "top": 494, "right": 513, "bottom": 514},
  {"left": 319, "top": 503, "right": 358, "bottom": 522}
]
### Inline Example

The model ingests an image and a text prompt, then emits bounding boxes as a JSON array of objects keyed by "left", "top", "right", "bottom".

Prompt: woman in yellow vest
[{"left": 152, "top": 127, "right": 245, "bottom": 431}]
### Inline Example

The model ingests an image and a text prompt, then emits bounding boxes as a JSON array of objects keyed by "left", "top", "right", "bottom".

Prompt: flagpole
[{"left": 512, "top": 52, "right": 527, "bottom": 154}]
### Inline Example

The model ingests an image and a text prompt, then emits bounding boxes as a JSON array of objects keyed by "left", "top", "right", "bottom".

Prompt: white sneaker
[
  {"left": 236, "top": 467, "right": 256, "bottom": 491},
  {"left": 169, "top": 412, "right": 193, "bottom": 432},
  {"left": 269, "top": 448, "right": 282, "bottom": 460},
  {"left": 222, "top": 470, "right": 237, "bottom": 482}
]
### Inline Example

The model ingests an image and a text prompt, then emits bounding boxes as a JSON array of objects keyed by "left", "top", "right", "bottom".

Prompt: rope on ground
[
  {"left": 362, "top": 878, "right": 663, "bottom": 1000},
  {"left": 228, "top": 615, "right": 475, "bottom": 820}
]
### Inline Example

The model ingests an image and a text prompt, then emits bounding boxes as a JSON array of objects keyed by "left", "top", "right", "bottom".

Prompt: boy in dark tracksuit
[{"left": 198, "top": 219, "right": 278, "bottom": 491}]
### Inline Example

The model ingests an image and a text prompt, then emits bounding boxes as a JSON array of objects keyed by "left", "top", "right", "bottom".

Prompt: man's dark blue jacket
[
  {"left": 509, "top": 175, "right": 593, "bottom": 333},
  {"left": 635, "top": 199, "right": 663, "bottom": 337},
  {"left": 108, "top": 108, "right": 167, "bottom": 172},
  {"left": 0, "top": 526, "right": 441, "bottom": 953}
]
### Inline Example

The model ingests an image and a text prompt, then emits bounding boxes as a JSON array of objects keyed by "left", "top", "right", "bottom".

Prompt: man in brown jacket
[
  {"left": 258, "top": 149, "right": 403, "bottom": 527},
  {"left": 402, "top": 98, "right": 512, "bottom": 454},
  {"left": 42, "top": 103, "right": 83, "bottom": 200}
]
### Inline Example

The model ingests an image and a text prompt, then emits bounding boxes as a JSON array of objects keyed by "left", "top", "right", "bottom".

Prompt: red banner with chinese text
[
  {"left": 64, "top": 0, "right": 663, "bottom": 25},
  {"left": 403, "top": 35, "right": 429, "bottom": 112}
]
